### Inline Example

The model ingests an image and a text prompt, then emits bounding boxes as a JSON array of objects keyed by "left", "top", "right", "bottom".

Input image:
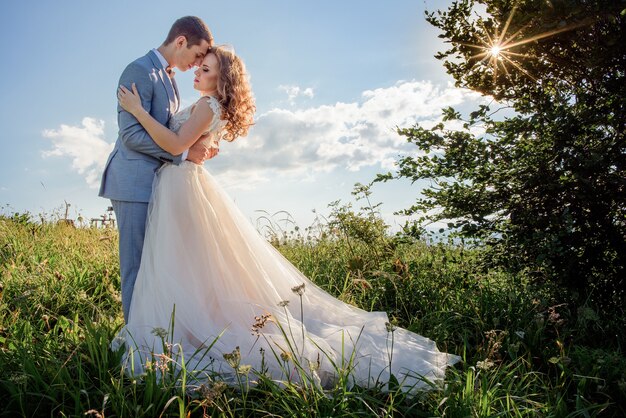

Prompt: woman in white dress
[{"left": 116, "top": 46, "right": 460, "bottom": 392}]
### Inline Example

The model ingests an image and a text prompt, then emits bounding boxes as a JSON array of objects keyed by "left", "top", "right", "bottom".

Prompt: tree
[{"left": 380, "top": 0, "right": 626, "bottom": 312}]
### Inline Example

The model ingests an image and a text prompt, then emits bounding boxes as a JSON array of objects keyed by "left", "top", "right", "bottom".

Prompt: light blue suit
[{"left": 99, "top": 50, "right": 181, "bottom": 322}]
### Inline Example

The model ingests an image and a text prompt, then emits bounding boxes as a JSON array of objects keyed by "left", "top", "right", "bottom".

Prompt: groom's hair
[{"left": 164, "top": 16, "right": 213, "bottom": 48}]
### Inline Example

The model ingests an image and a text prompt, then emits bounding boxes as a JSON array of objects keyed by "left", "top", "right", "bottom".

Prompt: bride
[{"left": 115, "top": 46, "right": 460, "bottom": 391}]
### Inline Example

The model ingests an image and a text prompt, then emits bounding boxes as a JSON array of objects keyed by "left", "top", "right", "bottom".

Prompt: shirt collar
[{"left": 152, "top": 48, "right": 170, "bottom": 71}]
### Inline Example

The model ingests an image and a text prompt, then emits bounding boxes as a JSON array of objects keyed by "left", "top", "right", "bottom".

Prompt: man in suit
[{"left": 99, "top": 16, "right": 214, "bottom": 322}]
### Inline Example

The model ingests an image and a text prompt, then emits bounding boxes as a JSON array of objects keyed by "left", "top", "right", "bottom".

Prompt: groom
[{"left": 99, "top": 16, "right": 215, "bottom": 322}]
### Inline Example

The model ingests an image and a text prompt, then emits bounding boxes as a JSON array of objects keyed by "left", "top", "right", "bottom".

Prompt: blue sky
[{"left": 0, "top": 0, "right": 484, "bottom": 231}]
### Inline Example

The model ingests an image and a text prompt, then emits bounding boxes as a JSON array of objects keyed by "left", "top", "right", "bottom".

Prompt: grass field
[{"left": 0, "top": 210, "right": 624, "bottom": 417}]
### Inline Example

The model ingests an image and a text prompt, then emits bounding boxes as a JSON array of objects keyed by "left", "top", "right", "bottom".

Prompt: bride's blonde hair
[{"left": 212, "top": 46, "right": 255, "bottom": 141}]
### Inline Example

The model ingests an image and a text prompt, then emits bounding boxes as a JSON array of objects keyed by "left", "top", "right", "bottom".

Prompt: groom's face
[{"left": 174, "top": 38, "right": 211, "bottom": 72}]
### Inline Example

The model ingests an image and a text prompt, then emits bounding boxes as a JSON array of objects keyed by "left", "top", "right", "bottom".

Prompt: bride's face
[{"left": 193, "top": 53, "right": 220, "bottom": 95}]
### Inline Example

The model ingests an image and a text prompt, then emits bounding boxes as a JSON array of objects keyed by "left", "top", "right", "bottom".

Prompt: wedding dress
[{"left": 114, "top": 96, "right": 460, "bottom": 391}]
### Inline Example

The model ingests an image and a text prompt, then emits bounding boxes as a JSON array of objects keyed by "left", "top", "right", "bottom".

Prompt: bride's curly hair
[{"left": 212, "top": 46, "right": 255, "bottom": 141}]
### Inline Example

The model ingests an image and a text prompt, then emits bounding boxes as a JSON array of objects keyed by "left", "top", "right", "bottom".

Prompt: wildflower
[
  {"left": 280, "top": 350, "right": 292, "bottom": 362},
  {"left": 291, "top": 283, "right": 306, "bottom": 296},
  {"left": 385, "top": 322, "right": 396, "bottom": 332},
  {"left": 307, "top": 353, "right": 321, "bottom": 372},
  {"left": 8, "top": 374, "right": 27, "bottom": 385},
  {"left": 237, "top": 364, "right": 252, "bottom": 375},
  {"left": 476, "top": 359, "right": 495, "bottom": 371},
  {"left": 547, "top": 304, "right": 566, "bottom": 326},
  {"left": 277, "top": 300, "right": 290, "bottom": 307},
  {"left": 153, "top": 352, "right": 172, "bottom": 374},
  {"left": 484, "top": 329, "right": 506, "bottom": 360},
  {"left": 197, "top": 380, "right": 227, "bottom": 405},
  {"left": 223, "top": 346, "right": 241, "bottom": 368},
  {"left": 251, "top": 313, "right": 272, "bottom": 336},
  {"left": 151, "top": 327, "right": 168, "bottom": 339}
]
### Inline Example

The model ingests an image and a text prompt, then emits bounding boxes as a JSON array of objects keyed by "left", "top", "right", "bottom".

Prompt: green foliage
[
  {"left": 326, "top": 183, "right": 393, "bottom": 270},
  {"left": 1, "top": 211, "right": 625, "bottom": 416},
  {"left": 379, "top": 0, "right": 626, "bottom": 315}
]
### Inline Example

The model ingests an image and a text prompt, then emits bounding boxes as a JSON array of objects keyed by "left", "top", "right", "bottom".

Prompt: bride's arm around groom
[{"left": 116, "top": 56, "right": 184, "bottom": 163}]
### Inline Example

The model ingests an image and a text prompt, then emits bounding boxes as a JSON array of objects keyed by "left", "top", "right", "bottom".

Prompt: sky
[{"left": 0, "top": 0, "right": 486, "bottom": 233}]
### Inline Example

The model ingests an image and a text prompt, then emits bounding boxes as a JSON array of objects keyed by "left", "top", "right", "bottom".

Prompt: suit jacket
[{"left": 99, "top": 50, "right": 181, "bottom": 202}]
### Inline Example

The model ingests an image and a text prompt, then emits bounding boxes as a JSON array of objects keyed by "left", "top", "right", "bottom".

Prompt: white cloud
[
  {"left": 279, "top": 84, "right": 315, "bottom": 104},
  {"left": 42, "top": 117, "right": 113, "bottom": 188},
  {"left": 210, "top": 80, "right": 484, "bottom": 189},
  {"left": 40, "top": 80, "right": 484, "bottom": 193}
]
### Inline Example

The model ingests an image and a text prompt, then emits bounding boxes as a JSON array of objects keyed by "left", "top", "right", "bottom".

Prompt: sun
[{"left": 489, "top": 45, "right": 502, "bottom": 58}]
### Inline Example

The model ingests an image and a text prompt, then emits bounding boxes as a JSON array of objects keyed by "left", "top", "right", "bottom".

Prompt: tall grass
[{"left": 1, "top": 210, "right": 625, "bottom": 417}]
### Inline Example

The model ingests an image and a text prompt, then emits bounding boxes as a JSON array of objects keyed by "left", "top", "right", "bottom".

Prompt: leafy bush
[{"left": 377, "top": 0, "right": 626, "bottom": 316}]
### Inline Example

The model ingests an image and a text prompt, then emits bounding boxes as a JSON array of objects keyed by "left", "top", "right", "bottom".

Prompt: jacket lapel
[{"left": 147, "top": 51, "right": 178, "bottom": 115}]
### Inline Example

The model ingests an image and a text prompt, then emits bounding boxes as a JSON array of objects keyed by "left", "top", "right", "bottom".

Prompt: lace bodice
[{"left": 169, "top": 96, "right": 225, "bottom": 149}]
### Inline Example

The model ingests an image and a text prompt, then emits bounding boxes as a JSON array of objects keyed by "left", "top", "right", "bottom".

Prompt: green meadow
[{"left": 1, "top": 207, "right": 624, "bottom": 417}]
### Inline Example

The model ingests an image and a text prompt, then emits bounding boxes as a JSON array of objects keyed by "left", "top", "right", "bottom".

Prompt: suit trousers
[{"left": 111, "top": 200, "right": 149, "bottom": 323}]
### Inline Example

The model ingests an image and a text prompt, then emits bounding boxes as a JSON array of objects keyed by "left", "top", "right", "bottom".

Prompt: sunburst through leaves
[{"left": 466, "top": 4, "right": 595, "bottom": 84}]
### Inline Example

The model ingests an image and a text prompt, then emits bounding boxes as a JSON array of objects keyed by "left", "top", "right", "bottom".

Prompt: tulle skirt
[{"left": 113, "top": 162, "right": 460, "bottom": 391}]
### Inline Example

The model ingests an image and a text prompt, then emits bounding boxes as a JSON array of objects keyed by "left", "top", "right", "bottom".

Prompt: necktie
[{"left": 165, "top": 66, "right": 179, "bottom": 111}]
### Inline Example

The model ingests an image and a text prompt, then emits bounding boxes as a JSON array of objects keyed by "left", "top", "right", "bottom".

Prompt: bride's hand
[{"left": 117, "top": 83, "right": 144, "bottom": 116}]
